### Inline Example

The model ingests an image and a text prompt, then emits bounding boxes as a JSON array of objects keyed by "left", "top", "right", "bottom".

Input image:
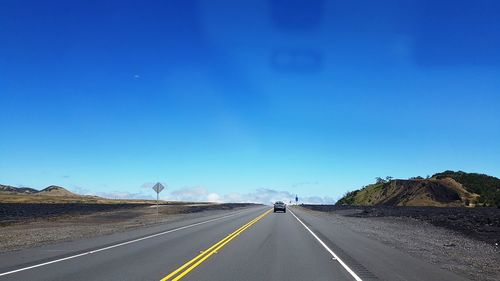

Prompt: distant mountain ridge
[
  {"left": 0, "top": 184, "right": 79, "bottom": 197},
  {"left": 336, "top": 171, "right": 500, "bottom": 207},
  {"left": 0, "top": 184, "right": 161, "bottom": 204},
  {"left": 0, "top": 184, "right": 38, "bottom": 194}
]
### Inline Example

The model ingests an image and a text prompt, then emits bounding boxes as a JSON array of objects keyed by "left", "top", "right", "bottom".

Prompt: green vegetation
[
  {"left": 432, "top": 171, "right": 500, "bottom": 207},
  {"left": 337, "top": 175, "right": 394, "bottom": 206},
  {"left": 336, "top": 171, "right": 500, "bottom": 207},
  {"left": 336, "top": 190, "right": 359, "bottom": 205},
  {"left": 354, "top": 183, "right": 385, "bottom": 205}
]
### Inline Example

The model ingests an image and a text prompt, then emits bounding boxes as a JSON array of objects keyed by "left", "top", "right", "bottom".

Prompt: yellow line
[
  {"left": 160, "top": 209, "right": 271, "bottom": 281},
  {"left": 171, "top": 211, "right": 269, "bottom": 281},
  {"left": 159, "top": 212, "right": 264, "bottom": 281}
]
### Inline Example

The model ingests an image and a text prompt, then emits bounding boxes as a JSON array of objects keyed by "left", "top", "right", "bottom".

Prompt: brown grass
[{"left": 0, "top": 193, "right": 189, "bottom": 205}]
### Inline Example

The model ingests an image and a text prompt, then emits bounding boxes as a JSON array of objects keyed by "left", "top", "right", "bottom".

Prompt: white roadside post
[{"left": 152, "top": 182, "right": 165, "bottom": 222}]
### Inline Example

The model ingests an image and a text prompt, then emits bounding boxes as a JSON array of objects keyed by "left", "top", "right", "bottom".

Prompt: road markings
[
  {"left": 289, "top": 209, "right": 363, "bottom": 281},
  {"left": 161, "top": 209, "right": 271, "bottom": 281},
  {"left": 0, "top": 209, "right": 255, "bottom": 277}
]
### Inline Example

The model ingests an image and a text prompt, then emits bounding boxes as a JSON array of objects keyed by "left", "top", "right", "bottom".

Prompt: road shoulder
[{"left": 290, "top": 206, "right": 481, "bottom": 281}]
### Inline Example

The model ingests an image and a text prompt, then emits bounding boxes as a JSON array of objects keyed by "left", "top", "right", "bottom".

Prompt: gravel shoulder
[
  {"left": 299, "top": 206, "right": 500, "bottom": 281},
  {"left": 0, "top": 203, "right": 255, "bottom": 252}
]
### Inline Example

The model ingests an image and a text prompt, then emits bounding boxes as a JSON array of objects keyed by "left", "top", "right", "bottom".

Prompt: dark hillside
[{"left": 432, "top": 171, "right": 500, "bottom": 206}]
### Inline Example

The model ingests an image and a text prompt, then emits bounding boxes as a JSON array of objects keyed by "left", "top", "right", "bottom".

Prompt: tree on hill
[
  {"left": 433, "top": 170, "right": 500, "bottom": 207},
  {"left": 335, "top": 190, "right": 359, "bottom": 205}
]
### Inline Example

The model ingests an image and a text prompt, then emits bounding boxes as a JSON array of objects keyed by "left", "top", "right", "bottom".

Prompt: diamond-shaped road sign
[{"left": 152, "top": 183, "right": 165, "bottom": 193}]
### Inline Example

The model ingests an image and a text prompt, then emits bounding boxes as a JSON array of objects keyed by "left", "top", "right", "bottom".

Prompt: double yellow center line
[{"left": 160, "top": 209, "right": 272, "bottom": 281}]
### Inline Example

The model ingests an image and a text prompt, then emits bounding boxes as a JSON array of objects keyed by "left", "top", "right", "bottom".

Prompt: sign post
[{"left": 152, "top": 182, "right": 165, "bottom": 222}]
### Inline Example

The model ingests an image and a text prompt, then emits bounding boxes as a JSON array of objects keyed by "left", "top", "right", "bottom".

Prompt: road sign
[
  {"left": 152, "top": 182, "right": 165, "bottom": 222},
  {"left": 152, "top": 183, "right": 165, "bottom": 193}
]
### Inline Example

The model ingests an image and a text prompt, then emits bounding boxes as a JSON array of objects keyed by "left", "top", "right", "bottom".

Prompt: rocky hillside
[{"left": 337, "top": 171, "right": 500, "bottom": 207}]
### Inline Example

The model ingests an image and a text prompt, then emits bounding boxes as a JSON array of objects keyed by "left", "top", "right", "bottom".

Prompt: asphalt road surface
[{"left": 0, "top": 206, "right": 469, "bottom": 281}]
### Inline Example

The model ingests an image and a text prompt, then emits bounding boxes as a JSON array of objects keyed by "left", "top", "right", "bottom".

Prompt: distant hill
[
  {"left": 0, "top": 183, "right": 160, "bottom": 204},
  {"left": 0, "top": 184, "right": 85, "bottom": 201},
  {"left": 337, "top": 171, "right": 500, "bottom": 207},
  {"left": 0, "top": 184, "right": 38, "bottom": 194},
  {"left": 36, "top": 185, "right": 78, "bottom": 197},
  {"left": 0, "top": 184, "right": 78, "bottom": 196}
]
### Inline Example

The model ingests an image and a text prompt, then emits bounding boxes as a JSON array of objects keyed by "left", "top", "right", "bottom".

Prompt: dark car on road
[{"left": 274, "top": 201, "right": 286, "bottom": 213}]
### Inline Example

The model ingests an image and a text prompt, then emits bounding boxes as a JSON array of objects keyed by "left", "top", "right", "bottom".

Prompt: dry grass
[{"left": 0, "top": 193, "right": 179, "bottom": 205}]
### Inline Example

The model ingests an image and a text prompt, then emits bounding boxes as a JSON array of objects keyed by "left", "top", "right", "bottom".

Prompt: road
[{"left": 0, "top": 206, "right": 469, "bottom": 281}]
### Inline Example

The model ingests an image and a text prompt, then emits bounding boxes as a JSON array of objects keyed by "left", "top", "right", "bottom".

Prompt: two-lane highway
[
  {"left": 0, "top": 206, "right": 469, "bottom": 281},
  {"left": 178, "top": 208, "right": 358, "bottom": 281}
]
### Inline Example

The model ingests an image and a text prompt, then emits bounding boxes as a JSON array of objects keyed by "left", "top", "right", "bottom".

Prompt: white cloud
[
  {"left": 164, "top": 187, "right": 336, "bottom": 205},
  {"left": 66, "top": 184, "right": 155, "bottom": 200},
  {"left": 167, "top": 186, "right": 215, "bottom": 202},
  {"left": 222, "top": 188, "right": 336, "bottom": 205},
  {"left": 207, "top": 192, "right": 222, "bottom": 202},
  {"left": 68, "top": 184, "right": 336, "bottom": 204},
  {"left": 93, "top": 191, "right": 155, "bottom": 200}
]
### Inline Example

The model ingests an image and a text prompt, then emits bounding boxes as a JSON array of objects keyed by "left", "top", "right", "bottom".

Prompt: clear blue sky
[{"left": 1, "top": 0, "right": 499, "bottom": 203}]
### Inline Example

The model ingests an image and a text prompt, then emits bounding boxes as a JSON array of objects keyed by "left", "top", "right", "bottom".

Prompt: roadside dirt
[
  {"left": 301, "top": 205, "right": 500, "bottom": 245},
  {"left": 300, "top": 205, "right": 500, "bottom": 281},
  {"left": 0, "top": 203, "right": 255, "bottom": 252}
]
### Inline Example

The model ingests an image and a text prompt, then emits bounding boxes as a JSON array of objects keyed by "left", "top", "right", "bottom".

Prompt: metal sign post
[{"left": 152, "top": 182, "right": 165, "bottom": 222}]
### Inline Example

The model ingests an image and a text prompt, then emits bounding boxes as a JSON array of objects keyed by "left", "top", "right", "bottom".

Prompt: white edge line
[
  {"left": 0, "top": 209, "right": 253, "bottom": 277},
  {"left": 289, "top": 209, "right": 363, "bottom": 281}
]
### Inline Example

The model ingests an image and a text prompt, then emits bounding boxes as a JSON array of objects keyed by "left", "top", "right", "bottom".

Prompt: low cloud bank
[
  {"left": 168, "top": 187, "right": 221, "bottom": 203},
  {"left": 69, "top": 186, "right": 155, "bottom": 200},
  {"left": 69, "top": 184, "right": 336, "bottom": 204},
  {"left": 95, "top": 191, "right": 155, "bottom": 200},
  {"left": 166, "top": 187, "right": 336, "bottom": 205}
]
